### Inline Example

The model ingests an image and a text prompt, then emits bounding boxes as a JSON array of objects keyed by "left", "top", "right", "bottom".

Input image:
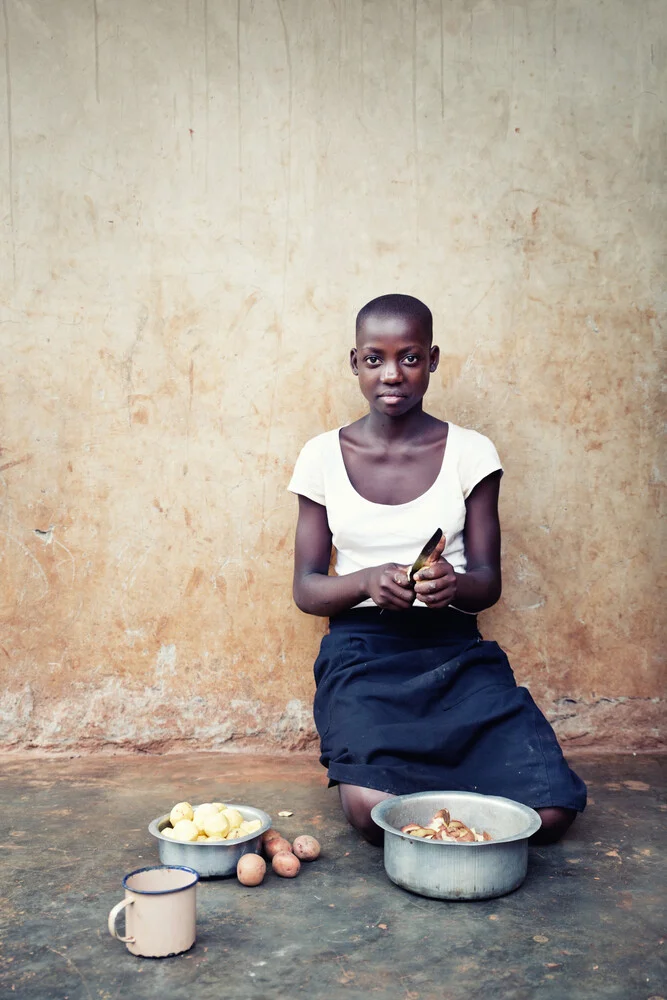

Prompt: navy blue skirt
[{"left": 313, "top": 608, "right": 587, "bottom": 812}]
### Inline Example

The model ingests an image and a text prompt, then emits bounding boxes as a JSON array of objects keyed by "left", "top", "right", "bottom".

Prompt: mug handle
[{"left": 108, "top": 897, "right": 135, "bottom": 943}]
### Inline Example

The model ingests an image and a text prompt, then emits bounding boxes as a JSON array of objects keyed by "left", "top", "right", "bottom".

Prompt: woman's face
[{"left": 351, "top": 313, "right": 439, "bottom": 417}]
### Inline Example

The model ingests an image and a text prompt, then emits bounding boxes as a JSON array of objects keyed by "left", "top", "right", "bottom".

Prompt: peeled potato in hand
[{"left": 169, "top": 801, "right": 194, "bottom": 825}]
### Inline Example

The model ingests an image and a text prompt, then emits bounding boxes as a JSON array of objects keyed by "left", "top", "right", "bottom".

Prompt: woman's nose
[{"left": 381, "top": 362, "right": 401, "bottom": 382}]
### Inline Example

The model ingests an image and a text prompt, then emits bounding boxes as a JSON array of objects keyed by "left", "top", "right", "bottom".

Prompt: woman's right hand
[{"left": 364, "top": 564, "right": 416, "bottom": 610}]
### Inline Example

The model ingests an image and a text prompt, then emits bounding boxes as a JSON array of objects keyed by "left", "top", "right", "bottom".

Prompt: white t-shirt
[{"left": 288, "top": 422, "right": 503, "bottom": 608}]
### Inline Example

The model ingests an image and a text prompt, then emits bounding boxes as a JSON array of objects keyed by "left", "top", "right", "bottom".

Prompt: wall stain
[
  {"left": 0, "top": 1, "right": 663, "bottom": 753},
  {"left": 0, "top": 454, "right": 33, "bottom": 474},
  {"left": 184, "top": 567, "right": 204, "bottom": 597}
]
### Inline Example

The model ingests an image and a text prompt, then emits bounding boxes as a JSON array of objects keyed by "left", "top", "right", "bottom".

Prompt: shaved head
[{"left": 356, "top": 294, "right": 433, "bottom": 344}]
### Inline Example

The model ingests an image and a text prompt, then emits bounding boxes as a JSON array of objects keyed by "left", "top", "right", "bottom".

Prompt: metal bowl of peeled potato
[
  {"left": 148, "top": 800, "right": 271, "bottom": 878},
  {"left": 371, "top": 790, "right": 542, "bottom": 900}
]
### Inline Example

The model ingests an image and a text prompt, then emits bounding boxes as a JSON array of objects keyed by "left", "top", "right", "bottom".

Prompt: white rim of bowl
[{"left": 370, "top": 792, "right": 542, "bottom": 845}]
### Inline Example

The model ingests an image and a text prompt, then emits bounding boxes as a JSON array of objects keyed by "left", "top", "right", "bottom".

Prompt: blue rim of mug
[{"left": 122, "top": 865, "right": 200, "bottom": 894}]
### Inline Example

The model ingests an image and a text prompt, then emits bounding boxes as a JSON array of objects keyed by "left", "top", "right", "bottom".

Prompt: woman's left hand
[{"left": 413, "top": 557, "right": 458, "bottom": 608}]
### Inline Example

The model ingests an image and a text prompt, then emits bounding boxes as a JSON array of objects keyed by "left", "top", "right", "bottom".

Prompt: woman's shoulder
[
  {"left": 288, "top": 427, "right": 342, "bottom": 502},
  {"left": 296, "top": 427, "right": 341, "bottom": 458},
  {"left": 447, "top": 422, "right": 498, "bottom": 452},
  {"left": 446, "top": 423, "right": 503, "bottom": 496},
  {"left": 291, "top": 427, "right": 342, "bottom": 476}
]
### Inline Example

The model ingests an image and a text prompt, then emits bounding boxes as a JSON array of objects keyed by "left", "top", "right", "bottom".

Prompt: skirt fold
[{"left": 313, "top": 608, "right": 587, "bottom": 812}]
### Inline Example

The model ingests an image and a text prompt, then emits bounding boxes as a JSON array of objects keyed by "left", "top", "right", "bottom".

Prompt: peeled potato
[
  {"left": 161, "top": 826, "right": 176, "bottom": 839},
  {"left": 292, "top": 835, "right": 321, "bottom": 861},
  {"left": 171, "top": 819, "right": 199, "bottom": 842},
  {"left": 204, "top": 812, "right": 230, "bottom": 838},
  {"left": 193, "top": 803, "right": 220, "bottom": 832},
  {"left": 238, "top": 819, "right": 262, "bottom": 838},
  {"left": 222, "top": 808, "right": 244, "bottom": 829},
  {"left": 265, "top": 837, "right": 292, "bottom": 859},
  {"left": 237, "top": 854, "right": 266, "bottom": 886},
  {"left": 169, "top": 801, "right": 194, "bottom": 825},
  {"left": 272, "top": 852, "right": 301, "bottom": 878},
  {"left": 164, "top": 799, "right": 265, "bottom": 844}
]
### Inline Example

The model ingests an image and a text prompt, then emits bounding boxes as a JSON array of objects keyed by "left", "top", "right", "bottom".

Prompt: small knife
[{"left": 408, "top": 527, "right": 443, "bottom": 583}]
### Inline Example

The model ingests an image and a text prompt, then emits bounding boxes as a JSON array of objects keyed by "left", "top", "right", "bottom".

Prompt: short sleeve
[
  {"left": 287, "top": 435, "right": 326, "bottom": 506},
  {"left": 458, "top": 429, "right": 503, "bottom": 499}
]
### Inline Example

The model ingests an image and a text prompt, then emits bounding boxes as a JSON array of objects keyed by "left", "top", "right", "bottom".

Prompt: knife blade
[{"left": 408, "top": 527, "right": 443, "bottom": 583}]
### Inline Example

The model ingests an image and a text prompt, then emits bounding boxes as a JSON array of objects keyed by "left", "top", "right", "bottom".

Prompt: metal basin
[
  {"left": 148, "top": 804, "right": 271, "bottom": 878},
  {"left": 371, "top": 791, "right": 541, "bottom": 900}
]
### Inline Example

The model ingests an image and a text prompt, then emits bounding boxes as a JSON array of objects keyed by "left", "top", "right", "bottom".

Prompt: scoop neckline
[{"left": 335, "top": 422, "right": 453, "bottom": 508}]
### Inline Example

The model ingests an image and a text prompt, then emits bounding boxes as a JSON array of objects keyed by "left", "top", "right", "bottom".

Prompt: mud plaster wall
[{"left": 0, "top": 0, "right": 664, "bottom": 753}]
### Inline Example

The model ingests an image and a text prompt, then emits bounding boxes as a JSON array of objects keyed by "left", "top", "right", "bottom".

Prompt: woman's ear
[
  {"left": 350, "top": 348, "right": 359, "bottom": 375},
  {"left": 429, "top": 345, "right": 440, "bottom": 373}
]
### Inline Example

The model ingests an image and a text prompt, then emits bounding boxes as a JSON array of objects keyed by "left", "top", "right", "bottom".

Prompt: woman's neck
[{"left": 363, "top": 405, "right": 436, "bottom": 443}]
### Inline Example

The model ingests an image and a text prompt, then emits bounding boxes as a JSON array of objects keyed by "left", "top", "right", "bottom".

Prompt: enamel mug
[{"left": 108, "top": 865, "right": 199, "bottom": 958}]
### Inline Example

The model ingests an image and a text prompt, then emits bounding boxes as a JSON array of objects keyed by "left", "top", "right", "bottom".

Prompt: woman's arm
[
  {"left": 413, "top": 471, "right": 502, "bottom": 613},
  {"left": 292, "top": 494, "right": 415, "bottom": 616}
]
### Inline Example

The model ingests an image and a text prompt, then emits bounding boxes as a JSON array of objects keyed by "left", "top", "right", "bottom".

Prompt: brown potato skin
[
  {"left": 292, "top": 835, "right": 321, "bottom": 861},
  {"left": 262, "top": 827, "right": 282, "bottom": 845},
  {"left": 237, "top": 854, "right": 266, "bottom": 886},
  {"left": 264, "top": 836, "right": 293, "bottom": 859},
  {"left": 272, "top": 852, "right": 301, "bottom": 878}
]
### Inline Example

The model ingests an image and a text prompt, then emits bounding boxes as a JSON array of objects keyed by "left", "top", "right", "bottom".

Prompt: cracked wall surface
[{"left": 0, "top": 0, "right": 664, "bottom": 753}]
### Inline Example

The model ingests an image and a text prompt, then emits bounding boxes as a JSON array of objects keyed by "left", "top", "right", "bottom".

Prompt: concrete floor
[{"left": 0, "top": 752, "right": 665, "bottom": 1000}]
